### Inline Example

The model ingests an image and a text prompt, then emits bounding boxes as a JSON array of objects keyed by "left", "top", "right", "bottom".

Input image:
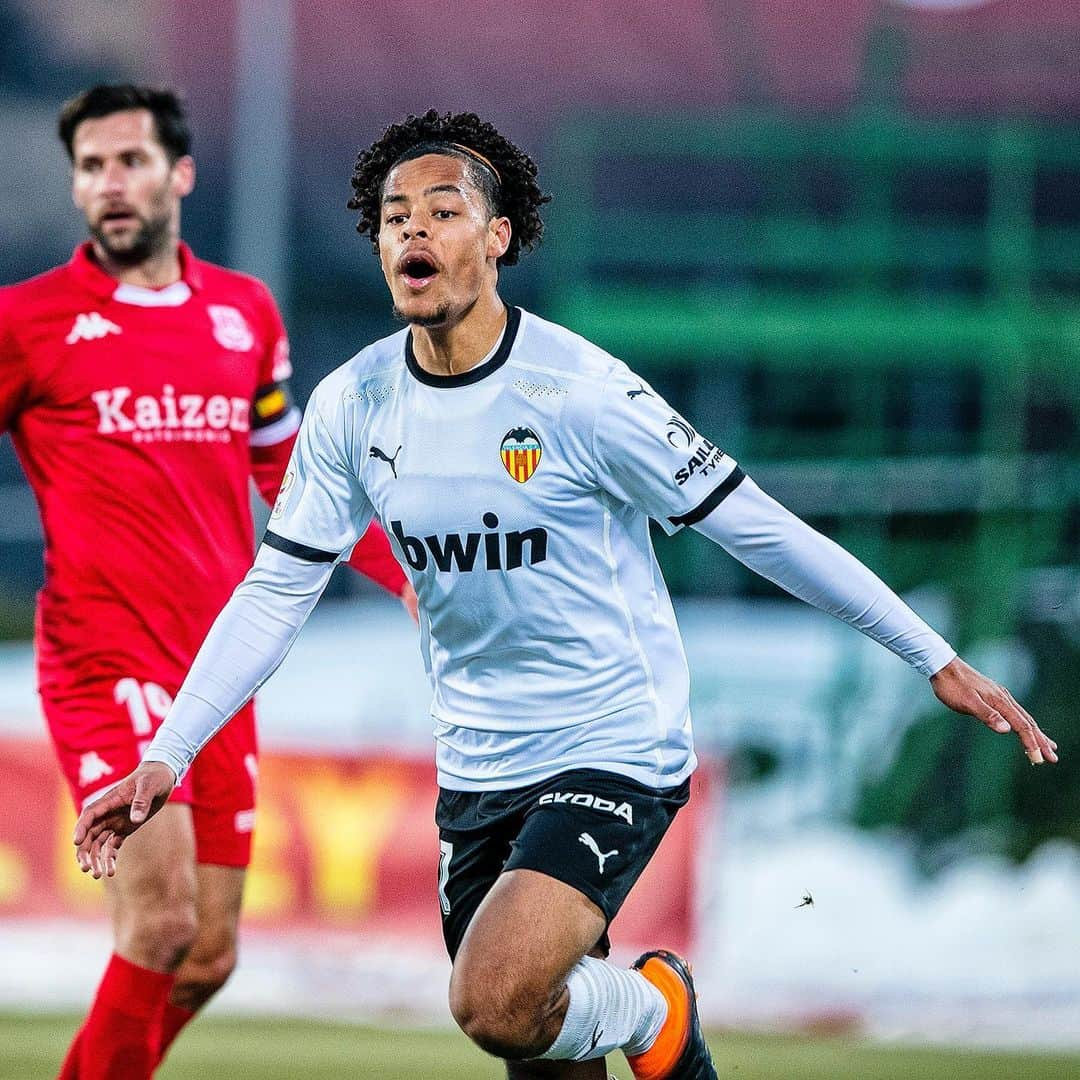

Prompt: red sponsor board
[{"left": 0, "top": 738, "right": 713, "bottom": 955}]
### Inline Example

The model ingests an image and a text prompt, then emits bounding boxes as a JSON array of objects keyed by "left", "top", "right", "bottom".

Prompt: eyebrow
[
  {"left": 76, "top": 145, "right": 147, "bottom": 164},
  {"left": 382, "top": 183, "right": 465, "bottom": 206}
]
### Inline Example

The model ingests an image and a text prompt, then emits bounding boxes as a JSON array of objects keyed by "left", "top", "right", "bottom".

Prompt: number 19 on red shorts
[{"left": 44, "top": 675, "right": 258, "bottom": 868}]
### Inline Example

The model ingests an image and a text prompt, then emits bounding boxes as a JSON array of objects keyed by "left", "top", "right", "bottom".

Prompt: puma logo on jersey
[
  {"left": 538, "top": 791, "right": 634, "bottom": 824},
  {"left": 578, "top": 832, "right": 618, "bottom": 874},
  {"left": 66, "top": 312, "right": 121, "bottom": 344},
  {"left": 78, "top": 751, "right": 114, "bottom": 786},
  {"left": 369, "top": 444, "right": 401, "bottom": 478},
  {"left": 391, "top": 513, "right": 548, "bottom": 573},
  {"left": 626, "top": 383, "right": 651, "bottom": 399},
  {"left": 91, "top": 384, "right": 251, "bottom": 443}
]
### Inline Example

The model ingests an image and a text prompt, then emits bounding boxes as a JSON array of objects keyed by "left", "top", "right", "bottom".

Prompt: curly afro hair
[{"left": 348, "top": 109, "right": 550, "bottom": 267}]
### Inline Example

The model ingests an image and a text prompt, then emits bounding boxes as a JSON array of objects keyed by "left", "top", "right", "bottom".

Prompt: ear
[
  {"left": 487, "top": 215, "right": 511, "bottom": 261},
  {"left": 172, "top": 155, "right": 196, "bottom": 198}
]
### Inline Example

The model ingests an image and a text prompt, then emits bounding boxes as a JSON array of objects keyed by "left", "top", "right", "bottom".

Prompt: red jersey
[{"left": 0, "top": 243, "right": 404, "bottom": 707}]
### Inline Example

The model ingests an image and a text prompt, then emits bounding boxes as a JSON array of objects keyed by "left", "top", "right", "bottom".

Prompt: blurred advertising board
[{"left": 0, "top": 738, "right": 714, "bottom": 957}]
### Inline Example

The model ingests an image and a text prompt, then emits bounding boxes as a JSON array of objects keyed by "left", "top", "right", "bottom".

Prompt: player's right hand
[{"left": 73, "top": 761, "right": 177, "bottom": 879}]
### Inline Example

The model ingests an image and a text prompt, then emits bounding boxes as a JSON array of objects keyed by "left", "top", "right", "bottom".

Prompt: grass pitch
[{"left": 3, "top": 1013, "right": 1078, "bottom": 1079}]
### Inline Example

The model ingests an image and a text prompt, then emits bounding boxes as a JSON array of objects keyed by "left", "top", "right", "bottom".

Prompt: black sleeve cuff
[
  {"left": 667, "top": 466, "right": 746, "bottom": 528},
  {"left": 262, "top": 530, "right": 339, "bottom": 563}
]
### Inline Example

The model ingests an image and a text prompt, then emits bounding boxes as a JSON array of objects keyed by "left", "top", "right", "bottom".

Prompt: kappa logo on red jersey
[
  {"left": 78, "top": 751, "right": 114, "bottom": 787},
  {"left": 91, "top": 383, "right": 252, "bottom": 443},
  {"left": 208, "top": 305, "right": 255, "bottom": 351},
  {"left": 66, "top": 312, "right": 121, "bottom": 345}
]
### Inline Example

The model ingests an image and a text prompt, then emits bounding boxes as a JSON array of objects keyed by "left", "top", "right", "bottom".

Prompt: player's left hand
[
  {"left": 930, "top": 656, "right": 1058, "bottom": 765},
  {"left": 73, "top": 761, "right": 177, "bottom": 878}
]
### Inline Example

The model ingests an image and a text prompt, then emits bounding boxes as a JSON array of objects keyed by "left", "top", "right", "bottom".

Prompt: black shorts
[{"left": 436, "top": 768, "right": 691, "bottom": 961}]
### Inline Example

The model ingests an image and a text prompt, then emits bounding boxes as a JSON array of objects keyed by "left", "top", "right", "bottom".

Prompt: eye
[
  {"left": 385, "top": 213, "right": 407, "bottom": 226},
  {"left": 434, "top": 209, "right": 455, "bottom": 220}
]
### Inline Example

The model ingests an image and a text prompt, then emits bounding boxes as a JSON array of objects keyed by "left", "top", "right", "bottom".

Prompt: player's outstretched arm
[
  {"left": 692, "top": 475, "right": 1059, "bottom": 764},
  {"left": 930, "top": 656, "right": 1058, "bottom": 765},
  {"left": 73, "top": 761, "right": 177, "bottom": 879}
]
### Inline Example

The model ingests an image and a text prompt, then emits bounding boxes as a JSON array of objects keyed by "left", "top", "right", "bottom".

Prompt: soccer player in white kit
[{"left": 75, "top": 110, "right": 1058, "bottom": 1080}]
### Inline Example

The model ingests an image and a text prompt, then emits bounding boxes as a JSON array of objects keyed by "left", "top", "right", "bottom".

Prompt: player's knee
[
  {"left": 172, "top": 943, "right": 237, "bottom": 1010},
  {"left": 448, "top": 974, "right": 553, "bottom": 1060},
  {"left": 453, "top": 1002, "right": 548, "bottom": 1060},
  {"left": 117, "top": 905, "right": 199, "bottom": 972}
]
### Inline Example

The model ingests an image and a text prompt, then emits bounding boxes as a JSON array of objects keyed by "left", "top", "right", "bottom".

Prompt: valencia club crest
[{"left": 501, "top": 427, "right": 542, "bottom": 483}]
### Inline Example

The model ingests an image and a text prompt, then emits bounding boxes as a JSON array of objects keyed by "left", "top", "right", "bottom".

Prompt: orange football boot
[{"left": 626, "top": 950, "right": 716, "bottom": 1080}]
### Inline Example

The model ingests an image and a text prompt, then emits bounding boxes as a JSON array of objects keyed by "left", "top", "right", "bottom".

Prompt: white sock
[{"left": 539, "top": 956, "right": 668, "bottom": 1062}]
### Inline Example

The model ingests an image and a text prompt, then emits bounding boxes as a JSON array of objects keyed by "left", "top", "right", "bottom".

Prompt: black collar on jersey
[{"left": 405, "top": 305, "right": 521, "bottom": 388}]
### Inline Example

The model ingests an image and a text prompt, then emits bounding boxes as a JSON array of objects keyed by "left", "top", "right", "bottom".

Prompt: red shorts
[{"left": 44, "top": 675, "right": 257, "bottom": 868}]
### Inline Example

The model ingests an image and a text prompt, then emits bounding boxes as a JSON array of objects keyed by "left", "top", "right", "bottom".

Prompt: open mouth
[
  {"left": 400, "top": 255, "right": 439, "bottom": 288},
  {"left": 100, "top": 209, "right": 138, "bottom": 227}
]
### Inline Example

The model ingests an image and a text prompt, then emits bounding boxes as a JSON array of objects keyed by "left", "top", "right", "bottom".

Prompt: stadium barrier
[{"left": 0, "top": 737, "right": 713, "bottom": 959}]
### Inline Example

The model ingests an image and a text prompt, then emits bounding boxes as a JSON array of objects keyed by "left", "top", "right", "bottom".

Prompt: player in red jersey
[{"left": 0, "top": 84, "right": 413, "bottom": 1079}]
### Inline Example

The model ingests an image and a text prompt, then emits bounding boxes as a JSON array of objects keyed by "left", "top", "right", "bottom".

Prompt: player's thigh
[
  {"left": 447, "top": 769, "right": 688, "bottom": 982},
  {"left": 451, "top": 867, "right": 606, "bottom": 1012},
  {"left": 104, "top": 801, "right": 198, "bottom": 935},
  {"left": 436, "top": 777, "right": 623, "bottom": 966}
]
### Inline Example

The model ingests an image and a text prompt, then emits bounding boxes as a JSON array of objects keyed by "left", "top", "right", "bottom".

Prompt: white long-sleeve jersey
[{"left": 144, "top": 307, "right": 955, "bottom": 791}]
